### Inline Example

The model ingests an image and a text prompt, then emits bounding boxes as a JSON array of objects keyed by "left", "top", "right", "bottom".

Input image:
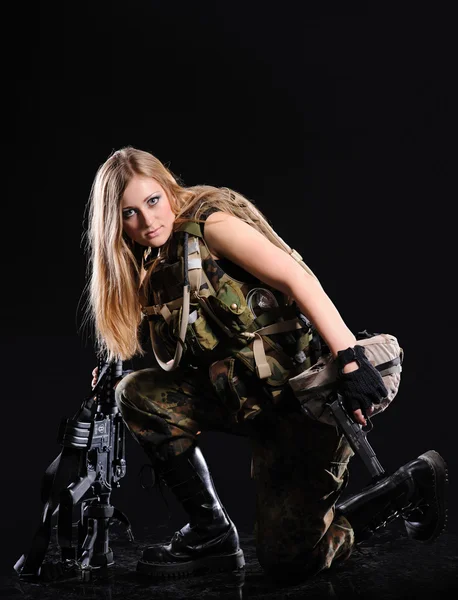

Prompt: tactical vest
[{"left": 139, "top": 221, "right": 314, "bottom": 387}]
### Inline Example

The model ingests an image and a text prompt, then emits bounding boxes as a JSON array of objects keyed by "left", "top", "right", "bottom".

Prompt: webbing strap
[
  {"left": 377, "top": 355, "right": 403, "bottom": 377},
  {"left": 188, "top": 258, "right": 202, "bottom": 270},
  {"left": 147, "top": 233, "right": 200, "bottom": 372},
  {"left": 160, "top": 304, "right": 172, "bottom": 324},
  {"left": 242, "top": 318, "right": 305, "bottom": 379},
  {"left": 379, "top": 364, "right": 402, "bottom": 377},
  {"left": 187, "top": 247, "right": 202, "bottom": 293},
  {"left": 252, "top": 335, "right": 272, "bottom": 379},
  {"left": 254, "top": 319, "right": 304, "bottom": 337},
  {"left": 142, "top": 231, "right": 307, "bottom": 380},
  {"left": 142, "top": 297, "right": 183, "bottom": 317},
  {"left": 188, "top": 238, "right": 200, "bottom": 254},
  {"left": 150, "top": 285, "right": 190, "bottom": 371}
]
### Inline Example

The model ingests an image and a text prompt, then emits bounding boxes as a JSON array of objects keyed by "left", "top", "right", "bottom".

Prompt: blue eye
[{"left": 122, "top": 196, "right": 160, "bottom": 219}]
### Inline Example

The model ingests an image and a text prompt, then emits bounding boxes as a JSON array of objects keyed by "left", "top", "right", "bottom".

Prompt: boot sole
[
  {"left": 137, "top": 549, "right": 245, "bottom": 578},
  {"left": 405, "top": 450, "right": 448, "bottom": 543}
]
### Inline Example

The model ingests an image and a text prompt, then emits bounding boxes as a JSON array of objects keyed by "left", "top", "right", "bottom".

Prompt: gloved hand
[{"left": 336, "top": 345, "right": 388, "bottom": 424}]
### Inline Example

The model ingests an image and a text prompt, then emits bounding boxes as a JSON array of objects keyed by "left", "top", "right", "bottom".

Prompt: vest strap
[
  {"left": 188, "top": 237, "right": 200, "bottom": 254},
  {"left": 160, "top": 304, "right": 173, "bottom": 324},
  {"left": 255, "top": 319, "right": 304, "bottom": 337},
  {"left": 253, "top": 334, "right": 272, "bottom": 379},
  {"left": 377, "top": 355, "right": 403, "bottom": 377},
  {"left": 175, "top": 221, "right": 203, "bottom": 238},
  {"left": 142, "top": 297, "right": 184, "bottom": 317},
  {"left": 141, "top": 229, "right": 307, "bottom": 380},
  {"left": 150, "top": 284, "right": 191, "bottom": 371},
  {"left": 187, "top": 241, "right": 202, "bottom": 293},
  {"left": 187, "top": 258, "right": 202, "bottom": 270},
  {"left": 241, "top": 318, "right": 306, "bottom": 379},
  {"left": 144, "top": 232, "right": 200, "bottom": 371}
]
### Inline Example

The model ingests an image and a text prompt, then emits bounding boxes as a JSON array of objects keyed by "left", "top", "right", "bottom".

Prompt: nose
[{"left": 140, "top": 210, "right": 153, "bottom": 228}]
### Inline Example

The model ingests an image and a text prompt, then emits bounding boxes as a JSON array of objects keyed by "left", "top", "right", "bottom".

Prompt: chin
[{"left": 146, "top": 229, "right": 171, "bottom": 248}]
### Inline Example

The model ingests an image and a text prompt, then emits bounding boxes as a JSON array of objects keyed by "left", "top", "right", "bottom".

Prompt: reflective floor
[{"left": 2, "top": 524, "right": 457, "bottom": 600}]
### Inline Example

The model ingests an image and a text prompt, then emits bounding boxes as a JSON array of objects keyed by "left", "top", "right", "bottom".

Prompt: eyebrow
[
  {"left": 122, "top": 191, "right": 161, "bottom": 210},
  {"left": 143, "top": 191, "right": 161, "bottom": 202}
]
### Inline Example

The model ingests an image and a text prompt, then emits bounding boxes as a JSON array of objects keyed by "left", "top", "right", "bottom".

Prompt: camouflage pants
[{"left": 115, "top": 361, "right": 355, "bottom": 577}]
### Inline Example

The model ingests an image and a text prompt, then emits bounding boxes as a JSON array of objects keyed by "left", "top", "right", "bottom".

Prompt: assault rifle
[{"left": 14, "top": 358, "right": 134, "bottom": 582}]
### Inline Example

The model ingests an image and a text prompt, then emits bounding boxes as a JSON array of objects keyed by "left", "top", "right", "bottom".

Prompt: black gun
[
  {"left": 327, "top": 392, "right": 386, "bottom": 483},
  {"left": 14, "top": 358, "right": 133, "bottom": 582}
]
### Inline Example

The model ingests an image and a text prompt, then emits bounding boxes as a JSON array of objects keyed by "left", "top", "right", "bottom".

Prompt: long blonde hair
[{"left": 84, "top": 146, "right": 305, "bottom": 361}]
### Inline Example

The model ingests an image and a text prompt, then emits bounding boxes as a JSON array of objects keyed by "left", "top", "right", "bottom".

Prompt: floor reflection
[{"left": 3, "top": 526, "right": 458, "bottom": 600}]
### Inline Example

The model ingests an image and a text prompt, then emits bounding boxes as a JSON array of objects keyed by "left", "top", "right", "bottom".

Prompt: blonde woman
[{"left": 85, "top": 147, "right": 447, "bottom": 579}]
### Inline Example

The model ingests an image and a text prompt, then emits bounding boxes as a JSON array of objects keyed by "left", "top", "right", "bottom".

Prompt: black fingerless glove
[{"left": 336, "top": 345, "right": 388, "bottom": 417}]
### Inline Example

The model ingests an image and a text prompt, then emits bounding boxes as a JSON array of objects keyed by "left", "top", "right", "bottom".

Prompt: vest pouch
[
  {"left": 188, "top": 307, "right": 220, "bottom": 351},
  {"left": 147, "top": 259, "right": 184, "bottom": 306},
  {"left": 207, "top": 279, "right": 256, "bottom": 333},
  {"left": 237, "top": 340, "right": 293, "bottom": 387},
  {"left": 209, "top": 357, "right": 247, "bottom": 413},
  {"left": 208, "top": 356, "right": 268, "bottom": 421}
]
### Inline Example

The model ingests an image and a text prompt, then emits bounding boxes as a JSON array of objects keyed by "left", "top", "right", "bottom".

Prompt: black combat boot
[
  {"left": 336, "top": 450, "right": 448, "bottom": 543},
  {"left": 137, "top": 444, "right": 245, "bottom": 577}
]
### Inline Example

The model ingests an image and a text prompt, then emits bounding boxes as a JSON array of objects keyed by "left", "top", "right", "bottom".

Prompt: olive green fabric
[
  {"left": 175, "top": 220, "right": 204, "bottom": 238},
  {"left": 140, "top": 226, "right": 314, "bottom": 416}
]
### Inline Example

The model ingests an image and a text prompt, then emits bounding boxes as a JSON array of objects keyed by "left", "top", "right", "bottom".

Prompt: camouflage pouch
[
  {"left": 208, "top": 357, "right": 267, "bottom": 421},
  {"left": 208, "top": 357, "right": 247, "bottom": 413},
  {"left": 187, "top": 307, "right": 220, "bottom": 352},
  {"left": 236, "top": 337, "right": 294, "bottom": 387},
  {"left": 207, "top": 279, "right": 256, "bottom": 333},
  {"left": 288, "top": 332, "right": 403, "bottom": 426}
]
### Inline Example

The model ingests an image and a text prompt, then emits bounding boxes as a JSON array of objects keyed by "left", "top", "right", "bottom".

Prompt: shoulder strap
[
  {"left": 143, "top": 231, "right": 202, "bottom": 372},
  {"left": 175, "top": 220, "right": 203, "bottom": 238},
  {"left": 186, "top": 234, "right": 202, "bottom": 295}
]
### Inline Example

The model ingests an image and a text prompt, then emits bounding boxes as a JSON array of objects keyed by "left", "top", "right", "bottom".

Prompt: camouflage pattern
[
  {"left": 121, "top": 223, "right": 357, "bottom": 575},
  {"left": 116, "top": 358, "right": 355, "bottom": 575},
  {"left": 140, "top": 226, "right": 312, "bottom": 410},
  {"left": 115, "top": 365, "right": 241, "bottom": 461}
]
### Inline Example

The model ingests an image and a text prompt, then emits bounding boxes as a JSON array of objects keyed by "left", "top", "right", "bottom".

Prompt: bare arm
[
  {"left": 204, "top": 212, "right": 371, "bottom": 424},
  {"left": 204, "top": 212, "right": 356, "bottom": 357}
]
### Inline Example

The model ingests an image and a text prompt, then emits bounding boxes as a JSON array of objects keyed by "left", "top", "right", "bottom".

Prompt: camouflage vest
[{"left": 139, "top": 221, "right": 314, "bottom": 387}]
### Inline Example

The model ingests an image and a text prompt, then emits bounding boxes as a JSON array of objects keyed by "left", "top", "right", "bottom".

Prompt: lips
[{"left": 145, "top": 226, "right": 162, "bottom": 238}]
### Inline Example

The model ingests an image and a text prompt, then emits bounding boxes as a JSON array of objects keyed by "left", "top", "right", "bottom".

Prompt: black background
[{"left": 2, "top": 0, "right": 456, "bottom": 572}]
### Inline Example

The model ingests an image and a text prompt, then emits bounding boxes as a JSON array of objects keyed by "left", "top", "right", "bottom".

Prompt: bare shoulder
[
  {"left": 204, "top": 210, "right": 233, "bottom": 228},
  {"left": 203, "top": 211, "right": 234, "bottom": 259},
  {"left": 203, "top": 211, "right": 305, "bottom": 294},
  {"left": 203, "top": 211, "right": 260, "bottom": 257}
]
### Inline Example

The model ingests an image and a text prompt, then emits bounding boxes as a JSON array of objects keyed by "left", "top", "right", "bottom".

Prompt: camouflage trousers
[{"left": 115, "top": 361, "right": 355, "bottom": 577}]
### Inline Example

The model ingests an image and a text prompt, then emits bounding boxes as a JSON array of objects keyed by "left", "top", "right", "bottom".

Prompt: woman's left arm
[
  {"left": 204, "top": 212, "right": 385, "bottom": 425},
  {"left": 203, "top": 212, "right": 357, "bottom": 360}
]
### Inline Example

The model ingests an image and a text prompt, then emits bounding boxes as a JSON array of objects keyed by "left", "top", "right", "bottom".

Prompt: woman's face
[{"left": 121, "top": 175, "right": 176, "bottom": 247}]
